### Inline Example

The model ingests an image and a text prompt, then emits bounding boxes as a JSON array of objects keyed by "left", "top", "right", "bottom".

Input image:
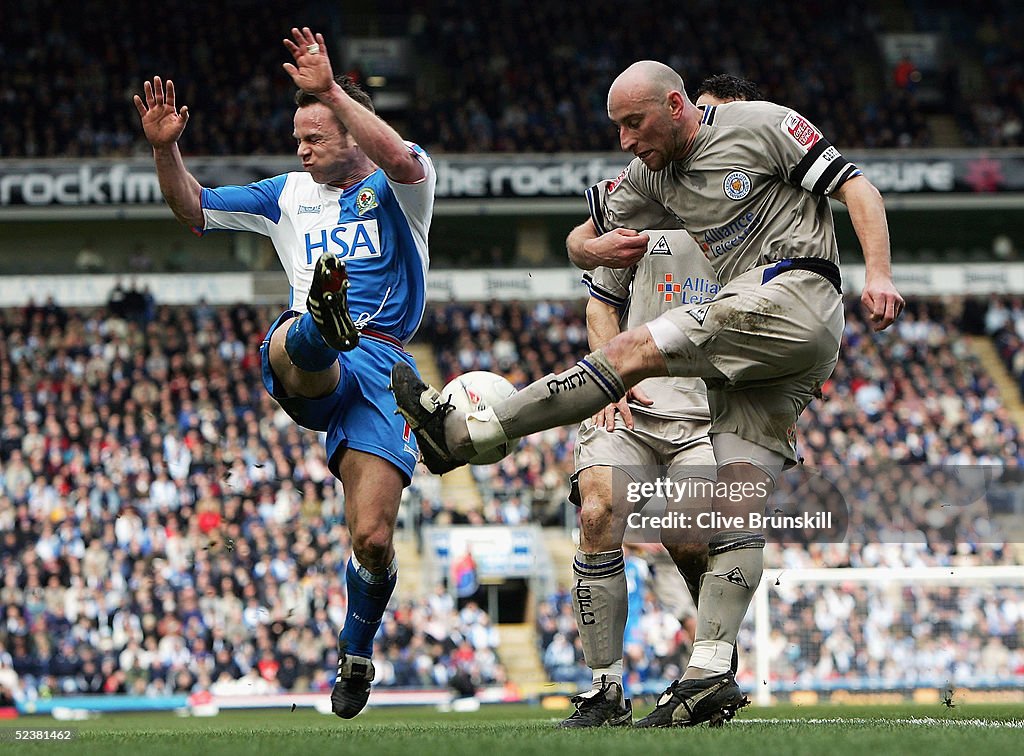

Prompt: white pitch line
[{"left": 738, "top": 717, "right": 1024, "bottom": 729}]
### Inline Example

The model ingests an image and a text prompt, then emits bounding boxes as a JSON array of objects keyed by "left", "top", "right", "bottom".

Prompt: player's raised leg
[
  {"left": 271, "top": 251, "right": 359, "bottom": 391},
  {"left": 330, "top": 449, "right": 403, "bottom": 718},
  {"left": 391, "top": 323, "right": 726, "bottom": 474},
  {"left": 560, "top": 466, "right": 633, "bottom": 728}
]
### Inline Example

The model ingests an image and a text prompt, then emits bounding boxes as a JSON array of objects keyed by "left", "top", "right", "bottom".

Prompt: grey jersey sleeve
[
  {"left": 585, "top": 170, "right": 677, "bottom": 235},
  {"left": 582, "top": 264, "right": 634, "bottom": 309},
  {"left": 759, "top": 107, "right": 862, "bottom": 196}
]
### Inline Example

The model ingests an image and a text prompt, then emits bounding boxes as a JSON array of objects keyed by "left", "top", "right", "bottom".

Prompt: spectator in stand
[
  {"left": 0, "top": 299, "right": 509, "bottom": 704},
  {"left": 1, "top": 295, "right": 1022, "bottom": 702},
  {"left": 16, "top": 1, "right": 1024, "bottom": 156}
]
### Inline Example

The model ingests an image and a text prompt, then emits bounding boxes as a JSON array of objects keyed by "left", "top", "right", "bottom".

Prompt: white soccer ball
[{"left": 440, "top": 371, "right": 519, "bottom": 465}]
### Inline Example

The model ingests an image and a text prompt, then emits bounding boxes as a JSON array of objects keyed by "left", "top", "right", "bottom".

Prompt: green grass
[{"left": 1, "top": 702, "right": 1023, "bottom": 756}]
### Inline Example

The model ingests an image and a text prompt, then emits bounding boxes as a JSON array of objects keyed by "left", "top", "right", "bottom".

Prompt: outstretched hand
[
  {"left": 282, "top": 27, "right": 335, "bottom": 96},
  {"left": 133, "top": 77, "right": 189, "bottom": 148}
]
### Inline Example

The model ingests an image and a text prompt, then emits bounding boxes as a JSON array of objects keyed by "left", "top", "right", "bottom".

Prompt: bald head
[
  {"left": 606, "top": 60, "right": 700, "bottom": 171},
  {"left": 608, "top": 60, "right": 686, "bottom": 109}
]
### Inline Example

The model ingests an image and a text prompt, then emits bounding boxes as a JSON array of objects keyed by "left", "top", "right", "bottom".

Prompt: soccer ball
[{"left": 440, "top": 371, "right": 519, "bottom": 465}]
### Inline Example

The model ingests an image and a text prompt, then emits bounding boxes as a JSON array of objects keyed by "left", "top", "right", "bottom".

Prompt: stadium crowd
[
  {"left": 0, "top": 298, "right": 503, "bottom": 704},
  {"left": 411, "top": 0, "right": 932, "bottom": 152},
  {"left": 986, "top": 296, "right": 1024, "bottom": 399},
  {"left": 2, "top": 292, "right": 1024, "bottom": 702},
  {"left": 759, "top": 581, "right": 1024, "bottom": 690},
  {"left": 417, "top": 297, "right": 1024, "bottom": 688},
  {"left": 925, "top": 1, "right": 1024, "bottom": 147},
  {"left": 2, "top": 1, "right": 1021, "bottom": 158}
]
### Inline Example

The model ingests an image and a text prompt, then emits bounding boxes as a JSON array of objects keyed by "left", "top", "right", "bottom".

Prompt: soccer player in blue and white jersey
[{"left": 133, "top": 27, "right": 435, "bottom": 719}]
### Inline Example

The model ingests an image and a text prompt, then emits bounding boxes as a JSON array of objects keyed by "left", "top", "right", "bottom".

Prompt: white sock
[
  {"left": 465, "top": 407, "right": 508, "bottom": 452},
  {"left": 687, "top": 640, "right": 734, "bottom": 675},
  {"left": 593, "top": 661, "right": 623, "bottom": 692}
]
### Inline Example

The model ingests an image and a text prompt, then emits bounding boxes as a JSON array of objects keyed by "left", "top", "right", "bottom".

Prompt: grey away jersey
[
  {"left": 583, "top": 229, "right": 715, "bottom": 422},
  {"left": 586, "top": 101, "right": 861, "bottom": 284}
]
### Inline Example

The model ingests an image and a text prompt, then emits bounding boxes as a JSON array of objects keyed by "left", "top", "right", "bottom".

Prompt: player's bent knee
[
  {"left": 352, "top": 526, "right": 395, "bottom": 569},
  {"left": 579, "top": 498, "right": 617, "bottom": 543},
  {"left": 268, "top": 316, "right": 340, "bottom": 399},
  {"left": 663, "top": 539, "right": 709, "bottom": 570},
  {"left": 602, "top": 327, "right": 664, "bottom": 384}
]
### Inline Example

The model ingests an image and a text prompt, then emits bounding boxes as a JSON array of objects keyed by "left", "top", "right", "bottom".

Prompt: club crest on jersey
[
  {"left": 355, "top": 187, "right": 378, "bottom": 214},
  {"left": 723, "top": 171, "right": 752, "bottom": 200},
  {"left": 782, "top": 111, "right": 822, "bottom": 150}
]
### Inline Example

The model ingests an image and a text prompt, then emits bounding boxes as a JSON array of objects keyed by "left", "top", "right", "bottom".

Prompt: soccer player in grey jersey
[
  {"left": 561, "top": 77, "right": 760, "bottom": 730},
  {"left": 392, "top": 60, "right": 902, "bottom": 726},
  {"left": 561, "top": 230, "right": 718, "bottom": 729}
]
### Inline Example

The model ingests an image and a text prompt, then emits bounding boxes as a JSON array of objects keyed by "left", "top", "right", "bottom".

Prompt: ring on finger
[{"left": 306, "top": 43, "right": 320, "bottom": 54}]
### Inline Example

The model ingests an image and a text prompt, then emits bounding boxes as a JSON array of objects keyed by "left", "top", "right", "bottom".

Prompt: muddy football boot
[
  {"left": 390, "top": 362, "right": 463, "bottom": 474},
  {"left": 634, "top": 672, "right": 748, "bottom": 728},
  {"left": 559, "top": 678, "right": 633, "bottom": 728},
  {"left": 307, "top": 252, "right": 359, "bottom": 351}
]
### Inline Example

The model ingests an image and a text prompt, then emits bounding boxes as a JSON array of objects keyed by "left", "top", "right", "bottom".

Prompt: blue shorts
[{"left": 260, "top": 311, "right": 420, "bottom": 484}]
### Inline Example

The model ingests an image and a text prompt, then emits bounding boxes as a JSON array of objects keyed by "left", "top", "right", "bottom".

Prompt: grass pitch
[{"left": 1, "top": 702, "right": 1022, "bottom": 756}]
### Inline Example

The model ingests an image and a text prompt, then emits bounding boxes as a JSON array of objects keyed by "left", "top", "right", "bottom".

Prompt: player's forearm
[
  {"left": 837, "top": 176, "right": 892, "bottom": 282},
  {"left": 153, "top": 144, "right": 204, "bottom": 228},
  {"left": 586, "top": 297, "right": 622, "bottom": 351},
  {"left": 567, "top": 219, "right": 599, "bottom": 269},
  {"left": 319, "top": 85, "right": 423, "bottom": 183}
]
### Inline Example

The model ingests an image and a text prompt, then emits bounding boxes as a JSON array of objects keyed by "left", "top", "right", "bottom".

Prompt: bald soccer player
[
  {"left": 560, "top": 75, "right": 762, "bottom": 729},
  {"left": 393, "top": 61, "right": 902, "bottom": 727}
]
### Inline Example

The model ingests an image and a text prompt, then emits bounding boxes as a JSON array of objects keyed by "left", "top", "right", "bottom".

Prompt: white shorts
[
  {"left": 570, "top": 412, "right": 715, "bottom": 506},
  {"left": 648, "top": 264, "right": 844, "bottom": 462}
]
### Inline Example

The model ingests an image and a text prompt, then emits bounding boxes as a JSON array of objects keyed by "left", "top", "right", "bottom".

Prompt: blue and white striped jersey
[{"left": 198, "top": 143, "right": 435, "bottom": 345}]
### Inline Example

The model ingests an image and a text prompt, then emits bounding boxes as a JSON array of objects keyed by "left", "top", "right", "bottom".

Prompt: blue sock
[
  {"left": 284, "top": 314, "right": 339, "bottom": 372},
  {"left": 339, "top": 555, "right": 398, "bottom": 658}
]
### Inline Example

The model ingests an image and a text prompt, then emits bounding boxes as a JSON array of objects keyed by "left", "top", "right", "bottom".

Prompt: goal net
[{"left": 742, "top": 566, "right": 1024, "bottom": 706}]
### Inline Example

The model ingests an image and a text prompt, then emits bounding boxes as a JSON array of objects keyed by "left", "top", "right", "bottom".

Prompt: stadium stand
[
  {"left": 3, "top": 1, "right": 1022, "bottom": 157},
  {"left": 987, "top": 297, "right": 1024, "bottom": 396},
  {"left": 0, "top": 298, "right": 504, "bottom": 703},
  {"left": 415, "top": 297, "right": 1024, "bottom": 688},
  {"left": 904, "top": 0, "right": 1024, "bottom": 147},
  {"left": 2, "top": 293, "right": 1023, "bottom": 701},
  {"left": 3, "top": 0, "right": 1024, "bottom": 715}
]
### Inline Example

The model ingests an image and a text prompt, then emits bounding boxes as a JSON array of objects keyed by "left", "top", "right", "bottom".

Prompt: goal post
[{"left": 751, "top": 566, "right": 1024, "bottom": 706}]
